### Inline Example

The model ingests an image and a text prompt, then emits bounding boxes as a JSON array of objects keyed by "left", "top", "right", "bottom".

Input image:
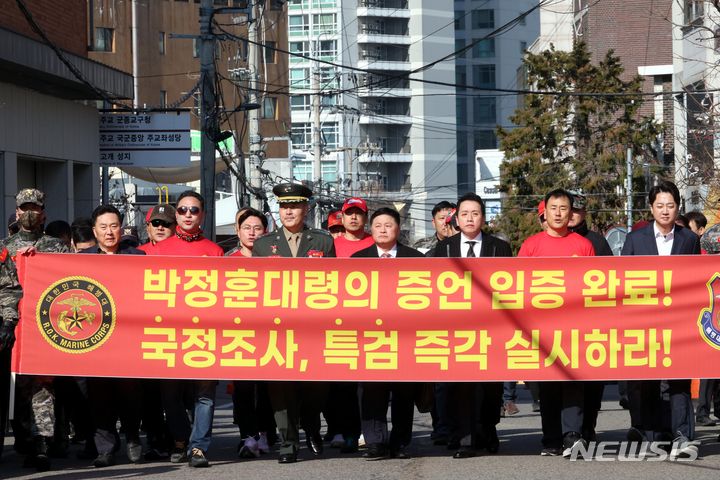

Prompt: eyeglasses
[
  {"left": 177, "top": 206, "right": 201, "bottom": 215},
  {"left": 240, "top": 225, "right": 265, "bottom": 232},
  {"left": 150, "top": 219, "right": 173, "bottom": 228}
]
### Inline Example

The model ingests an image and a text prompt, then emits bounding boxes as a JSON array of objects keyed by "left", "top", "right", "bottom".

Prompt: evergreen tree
[{"left": 496, "top": 42, "right": 661, "bottom": 252}]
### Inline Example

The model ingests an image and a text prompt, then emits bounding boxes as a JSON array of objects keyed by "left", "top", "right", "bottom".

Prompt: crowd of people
[{"left": 0, "top": 179, "right": 714, "bottom": 471}]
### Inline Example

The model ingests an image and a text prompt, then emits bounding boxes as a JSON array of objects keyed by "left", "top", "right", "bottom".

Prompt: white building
[
  {"left": 288, "top": 0, "right": 458, "bottom": 241},
  {"left": 672, "top": 1, "right": 720, "bottom": 214},
  {"left": 475, "top": 149, "right": 503, "bottom": 221}
]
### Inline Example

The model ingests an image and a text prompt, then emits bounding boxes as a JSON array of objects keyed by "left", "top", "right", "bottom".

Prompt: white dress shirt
[
  {"left": 460, "top": 232, "right": 483, "bottom": 258},
  {"left": 653, "top": 222, "right": 674, "bottom": 256},
  {"left": 376, "top": 244, "right": 398, "bottom": 258}
]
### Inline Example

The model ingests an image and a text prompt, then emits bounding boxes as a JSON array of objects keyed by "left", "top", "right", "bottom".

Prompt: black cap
[{"left": 272, "top": 183, "right": 313, "bottom": 203}]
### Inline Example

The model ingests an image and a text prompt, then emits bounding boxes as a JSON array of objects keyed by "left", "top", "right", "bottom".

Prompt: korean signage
[
  {"left": 12, "top": 253, "right": 720, "bottom": 381},
  {"left": 99, "top": 112, "right": 191, "bottom": 167}
]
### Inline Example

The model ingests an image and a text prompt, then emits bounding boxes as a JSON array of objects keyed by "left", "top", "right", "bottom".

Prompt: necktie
[
  {"left": 466, "top": 241, "right": 477, "bottom": 258},
  {"left": 289, "top": 234, "right": 300, "bottom": 257},
  {"left": 380, "top": 252, "right": 392, "bottom": 258}
]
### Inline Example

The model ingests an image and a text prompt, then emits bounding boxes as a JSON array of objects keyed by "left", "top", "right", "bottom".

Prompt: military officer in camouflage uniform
[
  {"left": 1, "top": 189, "right": 69, "bottom": 471},
  {"left": 0, "top": 216, "right": 22, "bottom": 462},
  {"left": 253, "top": 183, "right": 335, "bottom": 463}
]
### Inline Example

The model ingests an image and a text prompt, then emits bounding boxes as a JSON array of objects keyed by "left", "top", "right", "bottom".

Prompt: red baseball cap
[
  {"left": 327, "top": 210, "right": 343, "bottom": 228},
  {"left": 342, "top": 197, "right": 368, "bottom": 213},
  {"left": 537, "top": 200, "right": 546, "bottom": 217}
]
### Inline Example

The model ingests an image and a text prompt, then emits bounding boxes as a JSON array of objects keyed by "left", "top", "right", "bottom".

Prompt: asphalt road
[{"left": 3, "top": 383, "right": 720, "bottom": 479}]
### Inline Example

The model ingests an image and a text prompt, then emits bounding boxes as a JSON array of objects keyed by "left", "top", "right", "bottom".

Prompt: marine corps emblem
[
  {"left": 698, "top": 273, "right": 720, "bottom": 350},
  {"left": 36, "top": 276, "right": 116, "bottom": 354}
]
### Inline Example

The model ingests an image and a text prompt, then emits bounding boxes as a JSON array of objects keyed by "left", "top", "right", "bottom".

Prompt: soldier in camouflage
[
  {"left": 0, "top": 216, "right": 22, "bottom": 462},
  {"left": 0, "top": 188, "right": 69, "bottom": 471},
  {"left": 412, "top": 201, "right": 457, "bottom": 256}
]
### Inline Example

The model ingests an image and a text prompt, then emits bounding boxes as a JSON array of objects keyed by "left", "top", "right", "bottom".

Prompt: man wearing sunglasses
[
  {"left": 139, "top": 204, "right": 176, "bottom": 251},
  {"left": 147, "top": 191, "right": 223, "bottom": 468}
]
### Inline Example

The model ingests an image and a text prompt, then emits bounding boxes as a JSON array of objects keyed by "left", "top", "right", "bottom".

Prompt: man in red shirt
[
  {"left": 518, "top": 189, "right": 595, "bottom": 459},
  {"left": 148, "top": 191, "right": 223, "bottom": 468},
  {"left": 333, "top": 197, "right": 374, "bottom": 257}
]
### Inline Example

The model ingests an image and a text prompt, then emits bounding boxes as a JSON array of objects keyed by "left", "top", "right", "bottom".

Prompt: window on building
[
  {"left": 472, "top": 38, "right": 495, "bottom": 58},
  {"left": 320, "top": 67, "right": 339, "bottom": 88},
  {"left": 291, "top": 95, "right": 311, "bottom": 111},
  {"left": 290, "top": 41, "right": 310, "bottom": 57},
  {"left": 474, "top": 130, "right": 496, "bottom": 149},
  {"left": 313, "top": 14, "right": 337, "bottom": 34},
  {"left": 264, "top": 41, "right": 276, "bottom": 63},
  {"left": 290, "top": 68, "right": 310, "bottom": 88},
  {"left": 160, "top": 90, "right": 167, "bottom": 107},
  {"left": 291, "top": 123, "right": 313, "bottom": 150},
  {"left": 456, "top": 65, "right": 467, "bottom": 91},
  {"left": 457, "top": 132, "right": 469, "bottom": 158},
  {"left": 292, "top": 160, "right": 313, "bottom": 181},
  {"left": 262, "top": 97, "right": 277, "bottom": 119},
  {"left": 473, "top": 97, "right": 496, "bottom": 123},
  {"left": 289, "top": 14, "right": 310, "bottom": 35},
  {"left": 94, "top": 27, "right": 114, "bottom": 52},
  {"left": 322, "top": 123, "right": 339, "bottom": 149},
  {"left": 455, "top": 39, "right": 466, "bottom": 58},
  {"left": 685, "top": 0, "right": 704, "bottom": 24},
  {"left": 456, "top": 97, "right": 467, "bottom": 124},
  {"left": 159, "top": 32, "right": 166, "bottom": 55},
  {"left": 454, "top": 11, "right": 465, "bottom": 30},
  {"left": 471, "top": 9, "right": 494, "bottom": 29},
  {"left": 314, "top": 39, "right": 337, "bottom": 57},
  {"left": 473, "top": 64, "right": 495, "bottom": 89}
]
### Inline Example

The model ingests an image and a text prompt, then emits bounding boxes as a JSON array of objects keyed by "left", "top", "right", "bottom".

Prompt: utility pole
[
  {"left": 199, "top": 0, "right": 216, "bottom": 239},
  {"left": 247, "top": 2, "right": 263, "bottom": 211},
  {"left": 626, "top": 147, "right": 633, "bottom": 231},
  {"left": 312, "top": 67, "right": 323, "bottom": 227}
]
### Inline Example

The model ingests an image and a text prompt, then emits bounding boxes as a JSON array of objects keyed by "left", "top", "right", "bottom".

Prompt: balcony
[
  {"left": 357, "top": 87, "right": 412, "bottom": 98},
  {"left": 357, "top": 33, "right": 411, "bottom": 45},
  {"left": 357, "top": 60, "right": 411, "bottom": 71},
  {"left": 358, "top": 152, "right": 412, "bottom": 163},
  {"left": 359, "top": 114, "right": 412, "bottom": 125},
  {"left": 357, "top": 7, "right": 411, "bottom": 18}
]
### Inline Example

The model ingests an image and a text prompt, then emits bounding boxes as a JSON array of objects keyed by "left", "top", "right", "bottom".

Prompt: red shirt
[
  {"left": 334, "top": 234, "right": 375, "bottom": 258},
  {"left": 149, "top": 234, "right": 224, "bottom": 257},
  {"left": 518, "top": 231, "right": 595, "bottom": 257}
]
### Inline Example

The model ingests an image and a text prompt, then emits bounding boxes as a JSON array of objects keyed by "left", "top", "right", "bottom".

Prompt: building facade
[{"left": 0, "top": 0, "right": 132, "bottom": 222}]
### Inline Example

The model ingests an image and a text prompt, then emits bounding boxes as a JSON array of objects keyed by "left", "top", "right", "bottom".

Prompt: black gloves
[{"left": 0, "top": 320, "right": 16, "bottom": 352}]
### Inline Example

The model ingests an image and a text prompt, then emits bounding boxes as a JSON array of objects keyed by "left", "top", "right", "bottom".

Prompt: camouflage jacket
[{"left": 0, "top": 230, "right": 69, "bottom": 324}]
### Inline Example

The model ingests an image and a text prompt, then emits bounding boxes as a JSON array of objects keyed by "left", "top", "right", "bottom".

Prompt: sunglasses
[
  {"left": 177, "top": 206, "right": 201, "bottom": 215},
  {"left": 150, "top": 219, "right": 173, "bottom": 228}
]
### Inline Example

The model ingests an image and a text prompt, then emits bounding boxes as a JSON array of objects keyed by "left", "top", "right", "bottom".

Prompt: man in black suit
[
  {"left": 621, "top": 180, "right": 700, "bottom": 457},
  {"left": 352, "top": 207, "right": 424, "bottom": 460},
  {"left": 433, "top": 192, "right": 512, "bottom": 458}
]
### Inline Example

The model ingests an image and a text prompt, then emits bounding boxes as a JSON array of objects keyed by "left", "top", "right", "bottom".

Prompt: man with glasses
[
  {"left": 139, "top": 204, "right": 176, "bottom": 251},
  {"left": 149, "top": 191, "right": 223, "bottom": 467}
]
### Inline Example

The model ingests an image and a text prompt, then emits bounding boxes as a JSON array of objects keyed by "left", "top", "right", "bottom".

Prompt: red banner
[{"left": 11, "top": 253, "right": 720, "bottom": 381}]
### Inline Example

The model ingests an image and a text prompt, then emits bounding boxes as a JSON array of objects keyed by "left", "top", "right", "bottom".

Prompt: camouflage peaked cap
[{"left": 16, "top": 188, "right": 45, "bottom": 208}]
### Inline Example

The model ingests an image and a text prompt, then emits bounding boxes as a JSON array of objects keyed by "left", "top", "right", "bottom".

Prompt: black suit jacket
[
  {"left": 433, "top": 232, "right": 512, "bottom": 258},
  {"left": 351, "top": 242, "right": 425, "bottom": 258},
  {"left": 621, "top": 223, "right": 700, "bottom": 256}
]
